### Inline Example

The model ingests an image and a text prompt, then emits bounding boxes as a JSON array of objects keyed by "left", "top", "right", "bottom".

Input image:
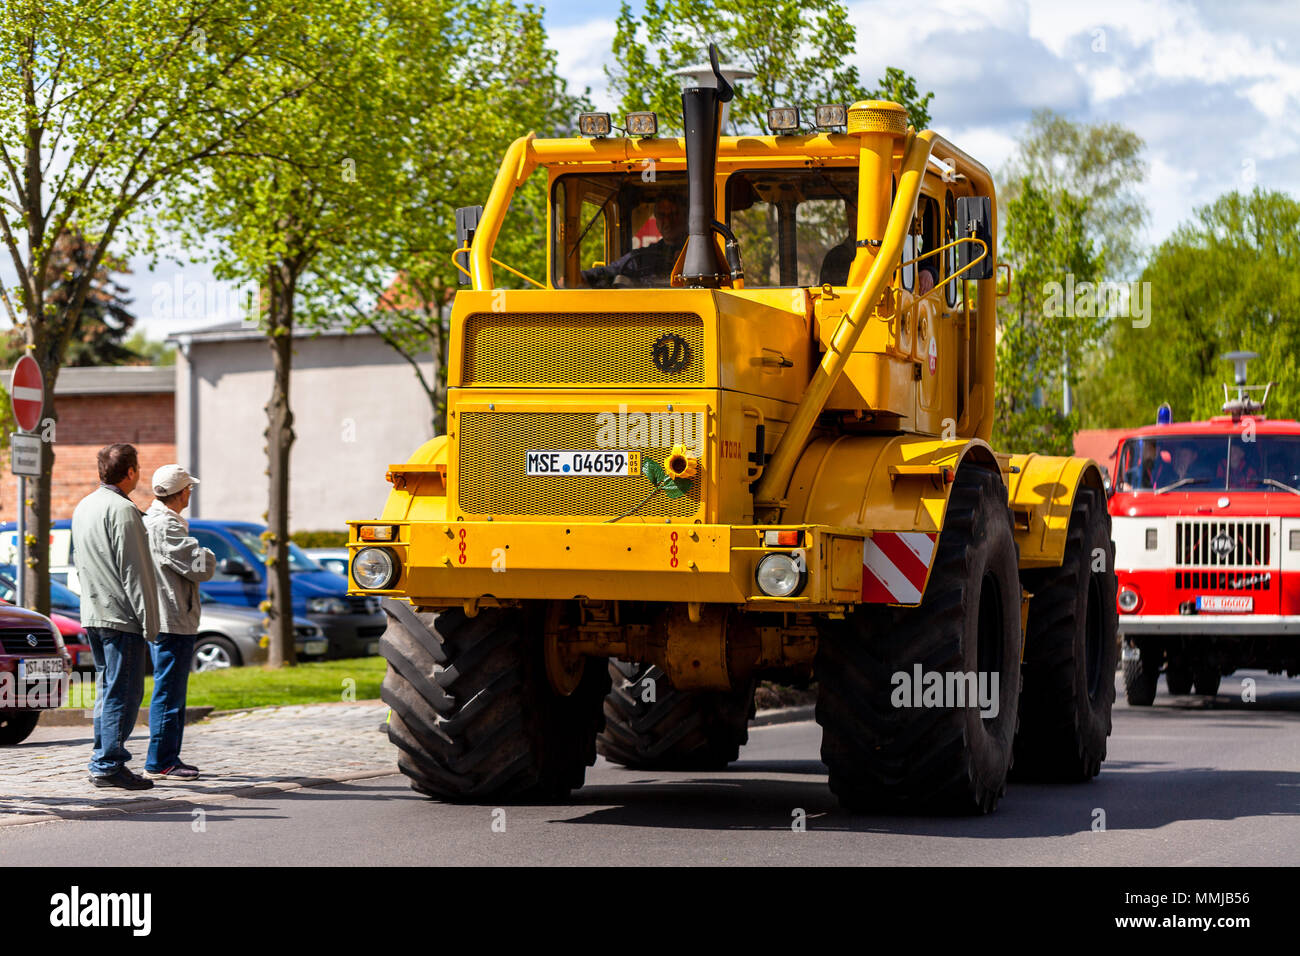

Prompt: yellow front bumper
[{"left": 347, "top": 520, "right": 867, "bottom": 610}]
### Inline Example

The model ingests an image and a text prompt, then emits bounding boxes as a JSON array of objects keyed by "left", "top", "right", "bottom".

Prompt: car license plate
[
  {"left": 303, "top": 639, "right": 328, "bottom": 656},
  {"left": 19, "top": 658, "right": 64, "bottom": 679},
  {"left": 525, "top": 450, "right": 641, "bottom": 476},
  {"left": 1197, "top": 595, "right": 1253, "bottom": 613},
  {"left": 366, "top": 641, "right": 379, "bottom": 655},
  {"left": 76, "top": 651, "right": 95, "bottom": 667}
]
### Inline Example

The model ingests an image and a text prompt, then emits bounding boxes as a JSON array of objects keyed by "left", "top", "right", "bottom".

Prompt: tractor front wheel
[{"left": 380, "top": 600, "right": 608, "bottom": 802}]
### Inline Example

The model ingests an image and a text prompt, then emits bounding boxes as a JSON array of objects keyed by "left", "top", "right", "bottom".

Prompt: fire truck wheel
[
  {"left": 379, "top": 600, "right": 609, "bottom": 802},
  {"left": 1193, "top": 667, "right": 1221, "bottom": 697},
  {"left": 1012, "top": 485, "right": 1120, "bottom": 782},
  {"left": 815, "top": 466, "right": 1022, "bottom": 814},
  {"left": 0, "top": 711, "right": 41, "bottom": 745},
  {"left": 1122, "top": 641, "right": 1160, "bottom": 706},
  {"left": 597, "top": 660, "right": 756, "bottom": 769},
  {"left": 1165, "top": 662, "right": 1193, "bottom": 695}
]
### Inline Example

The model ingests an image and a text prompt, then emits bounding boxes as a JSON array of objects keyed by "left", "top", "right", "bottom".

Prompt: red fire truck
[{"left": 1111, "top": 353, "right": 1300, "bottom": 704}]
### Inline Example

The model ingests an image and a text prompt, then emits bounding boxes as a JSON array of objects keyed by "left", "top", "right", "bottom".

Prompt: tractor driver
[{"left": 582, "top": 195, "right": 687, "bottom": 288}]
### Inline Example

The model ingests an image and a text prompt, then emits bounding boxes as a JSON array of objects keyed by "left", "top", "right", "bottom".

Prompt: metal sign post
[{"left": 10, "top": 357, "right": 45, "bottom": 609}]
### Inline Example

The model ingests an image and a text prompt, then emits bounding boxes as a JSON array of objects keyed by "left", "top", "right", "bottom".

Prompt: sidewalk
[{"left": 0, "top": 701, "right": 393, "bottom": 827}]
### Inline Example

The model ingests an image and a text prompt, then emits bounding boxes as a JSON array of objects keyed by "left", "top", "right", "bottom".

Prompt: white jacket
[{"left": 142, "top": 500, "right": 216, "bottom": 635}]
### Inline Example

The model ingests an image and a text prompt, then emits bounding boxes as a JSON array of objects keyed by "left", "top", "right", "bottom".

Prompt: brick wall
[{"left": 0, "top": 392, "right": 175, "bottom": 521}]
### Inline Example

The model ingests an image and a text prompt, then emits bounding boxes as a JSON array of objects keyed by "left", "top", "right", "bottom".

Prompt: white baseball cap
[{"left": 153, "top": 464, "right": 200, "bottom": 496}]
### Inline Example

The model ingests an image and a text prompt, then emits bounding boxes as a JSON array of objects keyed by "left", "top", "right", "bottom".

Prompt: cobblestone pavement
[{"left": 0, "top": 702, "right": 393, "bottom": 826}]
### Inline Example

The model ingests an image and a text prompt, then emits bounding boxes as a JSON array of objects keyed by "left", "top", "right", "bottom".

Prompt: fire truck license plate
[
  {"left": 525, "top": 451, "right": 641, "bottom": 476},
  {"left": 1196, "top": 595, "right": 1253, "bottom": 613}
]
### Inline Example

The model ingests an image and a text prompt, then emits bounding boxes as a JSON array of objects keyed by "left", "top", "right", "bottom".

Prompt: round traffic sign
[{"left": 10, "top": 355, "right": 43, "bottom": 432}]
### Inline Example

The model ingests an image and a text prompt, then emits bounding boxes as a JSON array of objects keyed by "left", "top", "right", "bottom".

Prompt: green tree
[
  {"left": 325, "top": 1, "right": 583, "bottom": 433},
  {"left": 0, "top": 0, "right": 312, "bottom": 612},
  {"left": 1002, "top": 109, "right": 1147, "bottom": 279},
  {"left": 1075, "top": 189, "right": 1300, "bottom": 428},
  {"left": 607, "top": 0, "right": 933, "bottom": 134},
  {"left": 994, "top": 178, "right": 1105, "bottom": 454}
]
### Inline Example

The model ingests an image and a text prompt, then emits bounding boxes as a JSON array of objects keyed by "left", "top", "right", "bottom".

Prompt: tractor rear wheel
[
  {"left": 379, "top": 600, "right": 608, "bottom": 802},
  {"left": 814, "top": 466, "right": 1022, "bottom": 814},
  {"left": 597, "top": 660, "right": 756, "bottom": 770},
  {"left": 1122, "top": 639, "right": 1160, "bottom": 706},
  {"left": 1012, "top": 486, "right": 1119, "bottom": 781}
]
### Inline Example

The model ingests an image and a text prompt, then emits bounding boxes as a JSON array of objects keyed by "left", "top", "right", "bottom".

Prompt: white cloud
[{"left": 550, "top": 18, "right": 620, "bottom": 109}]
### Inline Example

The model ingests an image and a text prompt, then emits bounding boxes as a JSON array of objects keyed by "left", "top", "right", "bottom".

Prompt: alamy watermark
[
  {"left": 1043, "top": 275, "right": 1151, "bottom": 328},
  {"left": 891, "top": 664, "right": 1000, "bottom": 718}
]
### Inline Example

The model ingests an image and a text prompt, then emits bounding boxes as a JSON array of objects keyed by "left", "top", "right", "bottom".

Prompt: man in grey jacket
[
  {"left": 71, "top": 443, "right": 160, "bottom": 790},
  {"left": 142, "top": 464, "right": 215, "bottom": 780}
]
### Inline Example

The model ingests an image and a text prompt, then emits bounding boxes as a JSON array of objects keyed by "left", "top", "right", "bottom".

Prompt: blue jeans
[
  {"left": 87, "top": 627, "right": 147, "bottom": 777},
  {"left": 146, "top": 633, "right": 196, "bottom": 771}
]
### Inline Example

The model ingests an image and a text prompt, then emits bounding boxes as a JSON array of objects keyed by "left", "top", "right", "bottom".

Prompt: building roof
[
  {"left": 54, "top": 365, "right": 175, "bottom": 396},
  {"left": 167, "top": 319, "right": 378, "bottom": 346}
]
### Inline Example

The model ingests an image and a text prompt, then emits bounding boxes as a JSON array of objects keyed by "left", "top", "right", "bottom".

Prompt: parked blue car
[{"left": 3, "top": 520, "right": 385, "bottom": 659}]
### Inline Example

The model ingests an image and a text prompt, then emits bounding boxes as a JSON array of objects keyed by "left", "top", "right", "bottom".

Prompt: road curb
[
  {"left": 0, "top": 767, "right": 397, "bottom": 829},
  {"left": 38, "top": 706, "right": 215, "bottom": 728},
  {"left": 750, "top": 704, "right": 815, "bottom": 726}
]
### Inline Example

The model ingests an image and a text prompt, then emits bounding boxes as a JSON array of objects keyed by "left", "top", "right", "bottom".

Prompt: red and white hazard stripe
[{"left": 862, "top": 531, "right": 937, "bottom": 605}]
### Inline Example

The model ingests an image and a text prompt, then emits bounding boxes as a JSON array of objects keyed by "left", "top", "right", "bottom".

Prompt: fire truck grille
[
  {"left": 456, "top": 411, "right": 703, "bottom": 518},
  {"left": 462, "top": 312, "right": 706, "bottom": 386},
  {"left": 1175, "top": 571, "right": 1272, "bottom": 591},
  {"left": 1173, "top": 520, "right": 1271, "bottom": 567}
]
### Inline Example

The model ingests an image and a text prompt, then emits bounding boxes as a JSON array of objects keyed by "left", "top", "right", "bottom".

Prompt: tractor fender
[
  {"left": 379, "top": 435, "right": 449, "bottom": 523},
  {"left": 1006, "top": 453, "right": 1106, "bottom": 570},
  {"left": 782, "top": 434, "right": 1002, "bottom": 605}
]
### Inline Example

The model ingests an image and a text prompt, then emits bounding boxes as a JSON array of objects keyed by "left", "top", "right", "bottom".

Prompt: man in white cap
[{"left": 141, "top": 464, "right": 215, "bottom": 780}]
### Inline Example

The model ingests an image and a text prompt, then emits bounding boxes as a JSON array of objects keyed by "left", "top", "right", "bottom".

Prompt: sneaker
[
  {"left": 146, "top": 765, "right": 200, "bottom": 781},
  {"left": 89, "top": 768, "right": 154, "bottom": 791},
  {"left": 175, "top": 760, "right": 200, "bottom": 773}
]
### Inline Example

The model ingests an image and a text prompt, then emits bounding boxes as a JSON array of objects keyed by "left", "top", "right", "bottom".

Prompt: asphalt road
[{"left": 3, "top": 671, "right": 1297, "bottom": 866}]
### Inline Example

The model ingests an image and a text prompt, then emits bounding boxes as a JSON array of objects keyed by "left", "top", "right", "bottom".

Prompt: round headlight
[
  {"left": 1117, "top": 587, "right": 1140, "bottom": 613},
  {"left": 352, "top": 548, "right": 399, "bottom": 590},
  {"left": 755, "top": 552, "right": 805, "bottom": 597}
]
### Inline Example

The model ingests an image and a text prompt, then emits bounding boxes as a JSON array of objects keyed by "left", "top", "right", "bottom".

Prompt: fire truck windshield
[{"left": 1115, "top": 435, "right": 1300, "bottom": 493}]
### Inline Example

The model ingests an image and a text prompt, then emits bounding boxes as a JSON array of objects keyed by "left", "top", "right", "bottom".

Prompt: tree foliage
[
  {"left": 607, "top": 0, "right": 933, "bottom": 134},
  {"left": 1075, "top": 188, "right": 1300, "bottom": 428}
]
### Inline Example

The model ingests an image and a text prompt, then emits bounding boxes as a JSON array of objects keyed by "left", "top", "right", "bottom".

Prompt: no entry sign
[{"left": 10, "top": 355, "right": 43, "bottom": 432}]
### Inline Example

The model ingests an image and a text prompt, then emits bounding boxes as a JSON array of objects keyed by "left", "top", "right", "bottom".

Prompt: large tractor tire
[
  {"left": 1012, "top": 485, "right": 1119, "bottom": 782},
  {"left": 597, "top": 660, "right": 756, "bottom": 770},
  {"left": 1122, "top": 639, "right": 1160, "bottom": 706},
  {"left": 815, "top": 466, "right": 1022, "bottom": 814},
  {"left": 379, "top": 599, "right": 609, "bottom": 802}
]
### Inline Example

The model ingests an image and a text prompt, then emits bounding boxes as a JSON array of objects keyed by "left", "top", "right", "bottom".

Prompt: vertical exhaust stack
[{"left": 680, "top": 44, "right": 741, "bottom": 288}]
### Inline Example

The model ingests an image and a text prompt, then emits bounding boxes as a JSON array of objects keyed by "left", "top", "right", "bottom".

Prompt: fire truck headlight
[{"left": 1118, "top": 587, "right": 1141, "bottom": 613}]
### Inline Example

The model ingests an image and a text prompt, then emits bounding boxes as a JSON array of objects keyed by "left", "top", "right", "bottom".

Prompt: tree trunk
[{"left": 265, "top": 262, "right": 297, "bottom": 668}]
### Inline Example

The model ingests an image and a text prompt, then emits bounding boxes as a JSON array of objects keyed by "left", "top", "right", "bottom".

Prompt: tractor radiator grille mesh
[
  {"left": 456, "top": 410, "right": 703, "bottom": 518},
  {"left": 461, "top": 312, "right": 705, "bottom": 385}
]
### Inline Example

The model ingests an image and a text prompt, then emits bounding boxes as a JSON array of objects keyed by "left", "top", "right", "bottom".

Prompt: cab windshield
[{"left": 1114, "top": 435, "right": 1300, "bottom": 493}]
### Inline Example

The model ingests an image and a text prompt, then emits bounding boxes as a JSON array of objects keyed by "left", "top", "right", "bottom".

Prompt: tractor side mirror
[
  {"left": 954, "top": 196, "right": 994, "bottom": 281},
  {"left": 455, "top": 205, "right": 483, "bottom": 286}
]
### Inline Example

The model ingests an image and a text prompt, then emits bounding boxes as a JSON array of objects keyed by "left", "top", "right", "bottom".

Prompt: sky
[{"left": 118, "top": 0, "right": 1300, "bottom": 339}]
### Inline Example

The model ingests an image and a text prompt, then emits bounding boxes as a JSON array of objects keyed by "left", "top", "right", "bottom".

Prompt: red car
[
  {"left": 1110, "top": 357, "right": 1300, "bottom": 704},
  {"left": 0, "top": 604, "right": 71, "bottom": 745}
]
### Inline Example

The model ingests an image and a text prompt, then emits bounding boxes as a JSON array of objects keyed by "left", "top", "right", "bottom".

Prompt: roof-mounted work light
[
  {"left": 767, "top": 107, "right": 800, "bottom": 133},
  {"left": 578, "top": 112, "right": 611, "bottom": 137}
]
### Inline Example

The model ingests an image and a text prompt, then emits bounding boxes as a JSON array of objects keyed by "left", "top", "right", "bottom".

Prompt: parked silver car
[
  {"left": 303, "top": 547, "right": 349, "bottom": 578},
  {"left": 193, "top": 599, "right": 329, "bottom": 671}
]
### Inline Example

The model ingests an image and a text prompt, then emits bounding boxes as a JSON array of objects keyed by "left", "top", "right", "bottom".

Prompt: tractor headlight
[
  {"left": 350, "top": 548, "right": 399, "bottom": 591},
  {"left": 625, "top": 111, "right": 658, "bottom": 137},
  {"left": 578, "top": 112, "right": 611, "bottom": 137},
  {"left": 814, "top": 104, "right": 847, "bottom": 129},
  {"left": 755, "top": 551, "right": 806, "bottom": 598}
]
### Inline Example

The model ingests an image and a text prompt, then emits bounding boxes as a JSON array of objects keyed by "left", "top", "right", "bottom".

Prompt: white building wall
[{"left": 178, "top": 330, "right": 435, "bottom": 532}]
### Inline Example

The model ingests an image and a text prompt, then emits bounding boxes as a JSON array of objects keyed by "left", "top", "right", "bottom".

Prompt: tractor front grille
[
  {"left": 456, "top": 410, "right": 703, "bottom": 518},
  {"left": 461, "top": 312, "right": 706, "bottom": 386},
  {"left": 1173, "top": 520, "right": 1272, "bottom": 567}
]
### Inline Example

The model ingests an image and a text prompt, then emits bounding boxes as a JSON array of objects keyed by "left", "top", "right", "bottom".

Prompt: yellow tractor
[{"left": 348, "top": 46, "right": 1118, "bottom": 813}]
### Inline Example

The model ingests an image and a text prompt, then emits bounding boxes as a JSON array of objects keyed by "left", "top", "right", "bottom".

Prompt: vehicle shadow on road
[{"left": 556, "top": 764, "right": 1300, "bottom": 837}]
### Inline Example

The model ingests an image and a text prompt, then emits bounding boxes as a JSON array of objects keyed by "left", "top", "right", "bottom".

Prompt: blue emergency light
[{"left": 1156, "top": 403, "right": 1172, "bottom": 425}]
